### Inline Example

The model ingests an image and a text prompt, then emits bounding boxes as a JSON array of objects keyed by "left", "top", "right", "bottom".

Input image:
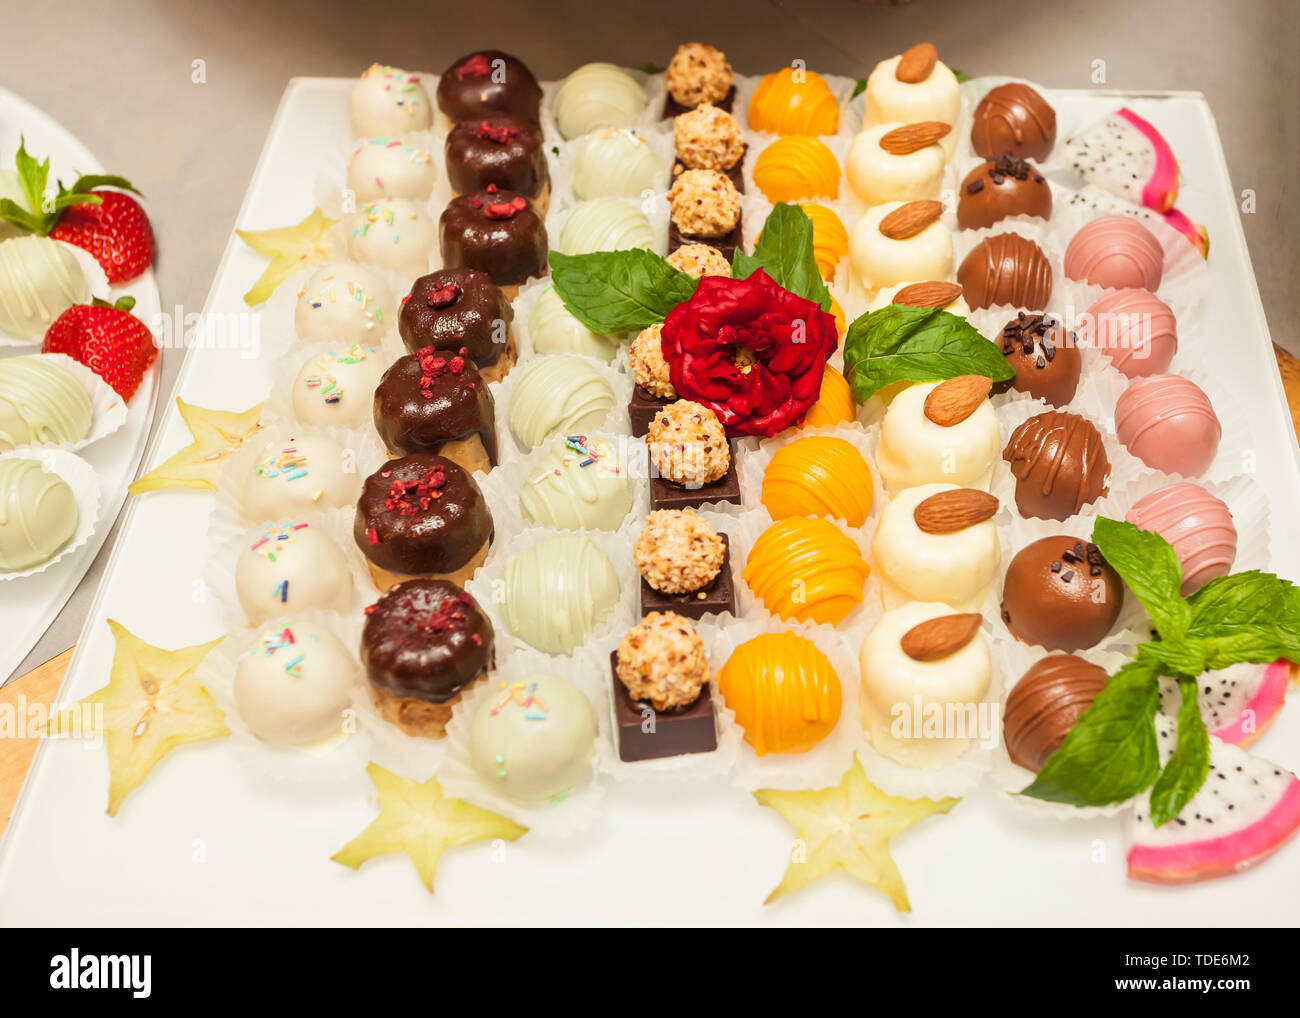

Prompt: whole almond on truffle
[
  {"left": 879, "top": 199, "right": 944, "bottom": 240},
  {"left": 895, "top": 42, "right": 938, "bottom": 84},
  {"left": 900, "top": 612, "right": 983, "bottom": 661},
  {"left": 879, "top": 121, "right": 951, "bottom": 155},
  {"left": 923, "top": 374, "right": 992, "bottom": 426},
  {"left": 894, "top": 281, "right": 964, "bottom": 308},
  {"left": 913, "top": 488, "right": 1000, "bottom": 534}
]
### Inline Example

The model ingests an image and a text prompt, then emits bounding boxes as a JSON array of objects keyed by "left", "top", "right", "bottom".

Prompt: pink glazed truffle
[
  {"left": 1064, "top": 215, "right": 1164, "bottom": 291},
  {"left": 1082, "top": 288, "right": 1178, "bottom": 377},
  {"left": 1115, "top": 374, "right": 1221, "bottom": 476},
  {"left": 1126, "top": 482, "right": 1236, "bottom": 595}
]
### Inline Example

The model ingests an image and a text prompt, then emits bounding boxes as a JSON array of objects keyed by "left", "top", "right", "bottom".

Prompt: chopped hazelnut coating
[
  {"left": 667, "top": 168, "right": 741, "bottom": 238},
  {"left": 634, "top": 508, "right": 726, "bottom": 594},
  {"left": 665, "top": 43, "right": 733, "bottom": 108},
  {"left": 615, "top": 610, "right": 711, "bottom": 711},
  {"left": 649, "top": 399, "right": 730, "bottom": 485},
  {"left": 630, "top": 323, "right": 677, "bottom": 398},
  {"left": 666, "top": 243, "right": 732, "bottom": 279},
  {"left": 673, "top": 103, "right": 744, "bottom": 171}
]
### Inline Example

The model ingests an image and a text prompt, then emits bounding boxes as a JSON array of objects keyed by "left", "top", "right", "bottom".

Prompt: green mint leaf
[
  {"left": 1091, "top": 517, "right": 1191, "bottom": 638},
  {"left": 1203, "top": 630, "right": 1291, "bottom": 670},
  {"left": 841, "top": 304, "right": 1012, "bottom": 402},
  {"left": 1148, "top": 677, "right": 1211, "bottom": 827},
  {"left": 1138, "top": 638, "right": 1208, "bottom": 678},
  {"left": 851, "top": 78, "right": 867, "bottom": 98},
  {"left": 634, "top": 63, "right": 665, "bottom": 75},
  {"left": 953, "top": 69, "right": 972, "bottom": 84},
  {"left": 1187, "top": 571, "right": 1293, "bottom": 636},
  {"left": 1019, "top": 656, "right": 1162, "bottom": 806},
  {"left": 65, "top": 174, "right": 142, "bottom": 197},
  {"left": 548, "top": 249, "right": 697, "bottom": 335},
  {"left": 732, "top": 203, "right": 831, "bottom": 310}
]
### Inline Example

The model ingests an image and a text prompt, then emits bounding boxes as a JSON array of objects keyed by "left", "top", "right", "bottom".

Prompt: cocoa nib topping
[
  {"left": 478, "top": 120, "right": 521, "bottom": 144},
  {"left": 1052, "top": 540, "right": 1106, "bottom": 581},
  {"left": 968, "top": 152, "right": 1045, "bottom": 192},
  {"left": 1000, "top": 311, "right": 1073, "bottom": 370},
  {"left": 415, "top": 345, "right": 468, "bottom": 398},
  {"left": 384, "top": 464, "right": 447, "bottom": 516},
  {"left": 427, "top": 283, "right": 463, "bottom": 308},
  {"left": 456, "top": 54, "right": 491, "bottom": 79}
]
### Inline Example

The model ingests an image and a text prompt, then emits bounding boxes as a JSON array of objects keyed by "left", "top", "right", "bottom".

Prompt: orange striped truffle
[
  {"left": 742, "top": 516, "right": 870, "bottom": 625},
  {"left": 718, "top": 631, "right": 842, "bottom": 755}
]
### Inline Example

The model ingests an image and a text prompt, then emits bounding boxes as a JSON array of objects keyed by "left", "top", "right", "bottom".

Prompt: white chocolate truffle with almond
[
  {"left": 871, "top": 483, "right": 1000, "bottom": 611},
  {"left": 667, "top": 169, "right": 741, "bottom": 238},
  {"left": 290, "top": 345, "right": 388, "bottom": 429},
  {"left": 849, "top": 200, "right": 953, "bottom": 296},
  {"left": 234, "top": 621, "right": 357, "bottom": 748},
  {"left": 876, "top": 381, "right": 1000, "bottom": 494},
  {"left": 234, "top": 521, "right": 354, "bottom": 625},
  {"left": 673, "top": 104, "right": 744, "bottom": 171},
  {"left": 666, "top": 43, "right": 733, "bottom": 108},
  {"left": 348, "top": 64, "right": 433, "bottom": 137},
  {"left": 294, "top": 262, "right": 395, "bottom": 345},
  {"left": 666, "top": 243, "right": 732, "bottom": 279},
  {"left": 868, "top": 279, "right": 970, "bottom": 317},
  {"left": 616, "top": 611, "right": 710, "bottom": 711},
  {"left": 346, "top": 198, "right": 436, "bottom": 278},
  {"left": 635, "top": 509, "right": 725, "bottom": 595},
  {"left": 347, "top": 137, "right": 437, "bottom": 202},
  {"left": 648, "top": 399, "right": 729, "bottom": 486},
  {"left": 859, "top": 601, "right": 992, "bottom": 767},
  {"left": 847, "top": 122, "right": 948, "bottom": 206},
  {"left": 630, "top": 323, "right": 676, "bottom": 398},
  {"left": 862, "top": 47, "right": 961, "bottom": 156}
]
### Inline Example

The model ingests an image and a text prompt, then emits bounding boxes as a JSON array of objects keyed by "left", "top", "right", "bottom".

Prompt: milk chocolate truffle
[
  {"left": 373, "top": 348, "right": 498, "bottom": 471},
  {"left": 361, "top": 578, "right": 494, "bottom": 738},
  {"left": 971, "top": 83, "right": 1057, "bottom": 161},
  {"left": 957, "top": 232, "right": 1053, "bottom": 310},
  {"left": 399, "top": 267, "right": 515, "bottom": 381},
  {"left": 996, "top": 312, "right": 1081, "bottom": 406},
  {"left": 1003, "top": 410, "right": 1110, "bottom": 521},
  {"left": 354, "top": 453, "right": 493, "bottom": 588},
  {"left": 1001, "top": 537, "right": 1123, "bottom": 651},
  {"left": 438, "top": 188, "right": 547, "bottom": 294},
  {"left": 445, "top": 115, "right": 549, "bottom": 208},
  {"left": 436, "top": 50, "right": 542, "bottom": 123},
  {"left": 957, "top": 154, "right": 1052, "bottom": 230},
  {"left": 1003, "top": 653, "right": 1109, "bottom": 771}
]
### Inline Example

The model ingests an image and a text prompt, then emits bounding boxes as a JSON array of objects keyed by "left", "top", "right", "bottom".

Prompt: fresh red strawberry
[
  {"left": 43, "top": 297, "right": 158, "bottom": 400},
  {"left": 51, "top": 191, "right": 155, "bottom": 283}
]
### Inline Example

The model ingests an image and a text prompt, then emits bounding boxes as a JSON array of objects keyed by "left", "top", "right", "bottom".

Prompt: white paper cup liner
[
  {"left": 0, "top": 446, "right": 101, "bottom": 581},
  {"left": 437, "top": 645, "right": 609, "bottom": 838},
  {"left": 0, "top": 352, "right": 128, "bottom": 452}
]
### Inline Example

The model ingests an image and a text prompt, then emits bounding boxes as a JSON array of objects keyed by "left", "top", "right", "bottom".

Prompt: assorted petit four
[
  {"left": 0, "top": 354, "right": 92, "bottom": 449},
  {"left": 970, "top": 82, "right": 1057, "bottom": 161},
  {"left": 553, "top": 63, "right": 648, "bottom": 139},
  {"left": 519, "top": 434, "right": 631, "bottom": 530},
  {"left": 859, "top": 602, "right": 992, "bottom": 767},
  {"left": 347, "top": 198, "right": 437, "bottom": 278},
  {"left": 399, "top": 267, "right": 516, "bottom": 382},
  {"left": 1003, "top": 410, "right": 1111, "bottom": 521},
  {"left": 347, "top": 138, "right": 436, "bottom": 202},
  {"left": 290, "top": 345, "right": 386, "bottom": 429},
  {"left": 0, "top": 456, "right": 78, "bottom": 570},
  {"left": 353, "top": 453, "right": 493, "bottom": 588},
  {"left": 439, "top": 189, "right": 548, "bottom": 296},
  {"left": 1081, "top": 288, "right": 1178, "bottom": 377},
  {"left": 1125, "top": 482, "right": 1236, "bottom": 594},
  {"left": 361, "top": 578, "right": 493, "bottom": 738},
  {"left": 294, "top": 262, "right": 394, "bottom": 345},
  {"left": 501, "top": 533, "right": 620, "bottom": 654},
  {"left": 628, "top": 322, "right": 675, "bottom": 436},
  {"left": 1002, "top": 653, "right": 1108, "bottom": 771},
  {"left": 528, "top": 285, "right": 621, "bottom": 361},
  {"left": 571, "top": 127, "right": 665, "bottom": 200},
  {"left": 718, "top": 632, "right": 841, "bottom": 755},
  {"left": 847, "top": 121, "right": 949, "bottom": 206},
  {"left": 868, "top": 278, "right": 970, "bottom": 317},
  {"left": 372, "top": 348, "right": 497, "bottom": 471},
  {"left": 752, "top": 135, "right": 840, "bottom": 204},
  {"left": 664, "top": 43, "right": 735, "bottom": 116},
  {"left": 234, "top": 521, "right": 353, "bottom": 625},
  {"left": 957, "top": 232, "right": 1053, "bottom": 310},
  {"left": 241, "top": 435, "right": 361, "bottom": 521},
  {"left": 348, "top": 64, "right": 432, "bottom": 137},
  {"left": 876, "top": 377, "right": 1000, "bottom": 493},
  {"left": 995, "top": 312, "right": 1081, "bottom": 406},
  {"left": 558, "top": 197, "right": 655, "bottom": 255},
  {"left": 956, "top": 154, "right": 1052, "bottom": 230},
  {"left": 1064, "top": 214, "right": 1164, "bottom": 291},
  {"left": 611, "top": 612, "right": 717, "bottom": 761},
  {"left": 234, "top": 621, "right": 357, "bottom": 748},
  {"left": 872, "top": 484, "right": 1000, "bottom": 611},
  {"left": 1115, "top": 373, "right": 1221, "bottom": 476},
  {"left": 743, "top": 516, "right": 870, "bottom": 626},
  {"left": 760, "top": 435, "right": 873, "bottom": 527},
  {"left": 634, "top": 508, "right": 733, "bottom": 619},
  {"left": 748, "top": 67, "right": 839, "bottom": 136},
  {"left": 665, "top": 242, "right": 733, "bottom": 279},
  {"left": 436, "top": 51, "right": 542, "bottom": 124},
  {"left": 647, "top": 399, "right": 739, "bottom": 510},
  {"left": 1001, "top": 537, "right": 1123, "bottom": 651},
  {"left": 0, "top": 236, "right": 88, "bottom": 339},
  {"left": 470, "top": 673, "right": 597, "bottom": 802},
  {"left": 850, "top": 199, "right": 952, "bottom": 295},
  {"left": 667, "top": 168, "right": 743, "bottom": 259},
  {"left": 672, "top": 104, "right": 745, "bottom": 191},
  {"left": 445, "top": 115, "right": 550, "bottom": 210},
  {"left": 508, "top": 355, "right": 615, "bottom": 450},
  {"left": 801, "top": 365, "right": 856, "bottom": 428},
  {"left": 862, "top": 43, "right": 961, "bottom": 150}
]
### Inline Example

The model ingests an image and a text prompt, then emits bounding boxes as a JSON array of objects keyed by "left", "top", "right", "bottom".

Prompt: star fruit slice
[
  {"left": 127, "top": 398, "right": 263, "bottom": 494},
  {"left": 236, "top": 207, "right": 337, "bottom": 305}
]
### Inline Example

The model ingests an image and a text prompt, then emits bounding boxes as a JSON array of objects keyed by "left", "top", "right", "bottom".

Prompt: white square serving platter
[{"left": 0, "top": 79, "right": 1297, "bottom": 928}]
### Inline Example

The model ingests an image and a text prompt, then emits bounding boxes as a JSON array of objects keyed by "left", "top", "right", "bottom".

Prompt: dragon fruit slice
[
  {"left": 1063, "top": 185, "right": 1208, "bottom": 259},
  {"left": 1201, "top": 661, "right": 1289, "bottom": 745},
  {"left": 1065, "top": 108, "right": 1179, "bottom": 213},
  {"left": 1162, "top": 207, "right": 1210, "bottom": 258},
  {"left": 1127, "top": 689, "right": 1300, "bottom": 883}
]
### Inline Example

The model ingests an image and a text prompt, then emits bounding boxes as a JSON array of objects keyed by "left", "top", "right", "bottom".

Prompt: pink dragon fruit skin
[
  {"left": 1207, "top": 660, "right": 1289, "bottom": 746},
  {"left": 1163, "top": 207, "right": 1210, "bottom": 258},
  {"left": 1065, "top": 107, "right": 1180, "bottom": 213}
]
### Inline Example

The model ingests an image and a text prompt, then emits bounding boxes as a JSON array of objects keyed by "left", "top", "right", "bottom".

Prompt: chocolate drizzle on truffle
[
  {"left": 957, "top": 232, "right": 1053, "bottom": 311},
  {"left": 1003, "top": 410, "right": 1110, "bottom": 520},
  {"left": 1003, "top": 653, "right": 1109, "bottom": 771},
  {"left": 970, "top": 82, "right": 1057, "bottom": 161}
]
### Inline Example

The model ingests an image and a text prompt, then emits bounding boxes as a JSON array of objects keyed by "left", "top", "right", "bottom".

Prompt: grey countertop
[{"left": 2, "top": 0, "right": 1297, "bottom": 678}]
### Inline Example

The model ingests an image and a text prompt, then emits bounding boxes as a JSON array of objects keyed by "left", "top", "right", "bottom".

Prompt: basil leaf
[
  {"left": 548, "top": 249, "right": 697, "bottom": 335},
  {"left": 1018, "top": 657, "right": 1162, "bottom": 807},
  {"left": 841, "top": 304, "right": 1012, "bottom": 402},
  {"left": 1187, "top": 571, "right": 1293, "bottom": 635},
  {"left": 732, "top": 203, "right": 831, "bottom": 311},
  {"left": 1148, "top": 677, "right": 1211, "bottom": 827},
  {"left": 1091, "top": 517, "right": 1191, "bottom": 638}
]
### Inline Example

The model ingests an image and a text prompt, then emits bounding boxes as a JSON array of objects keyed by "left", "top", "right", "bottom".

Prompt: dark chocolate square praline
[
  {"left": 629, "top": 384, "right": 671, "bottom": 438},
  {"left": 639, "top": 534, "right": 734, "bottom": 620},
  {"left": 668, "top": 215, "right": 743, "bottom": 264},
  {"left": 662, "top": 84, "right": 736, "bottom": 119},
  {"left": 609, "top": 651, "right": 718, "bottom": 762},
  {"left": 650, "top": 455, "right": 740, "bottom": 512},
  {"left": 669, "top": 145, "right": 746, "bottom": 195}
]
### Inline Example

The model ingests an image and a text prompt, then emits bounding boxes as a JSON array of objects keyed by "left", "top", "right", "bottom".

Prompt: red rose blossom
[{"left": 659, "top": 269, "right": 838, "bottom": 436}]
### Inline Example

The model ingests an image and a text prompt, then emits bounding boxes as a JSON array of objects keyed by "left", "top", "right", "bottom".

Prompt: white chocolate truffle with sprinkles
[
  {"left": 470, "top": 672, "right": 598, "bottom": 803},
  {"left": 348, "top": 64, "right": 432, "bottom": 137},
  {"left": 290, "top": 345, "right": 388, "bottom": 429},
  {"left": 234, "top": 621, "right": 357, "bottom": 748},
  {"left": 234, "top": 521, "right": 354, "bottom": 625},
  {"left": 615, "top": 611, "right": 710, "bottom": 711},
  {"left": 347, "top": 137, "right": 437, "bottom": 202},
  {"left": 665, "top": 243, "right": 732, "bottom": 279},
  {"left": 294, "top": 262, "right": 395, "bottom": 346},
  {"left": 634, "top": 509, "right": 725, "bottom": 595},
  {"left": 346, "top": 198, "right": 436, "bottom": 278},
  {"left": 240, "top": 434, "right": 362, "bottom": 522},
  {"left": 520, "top": 434, "right": 631, "bottom": 531},
  {"left": 630, "top": 323, "right": 676, "bottom": 398}
]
